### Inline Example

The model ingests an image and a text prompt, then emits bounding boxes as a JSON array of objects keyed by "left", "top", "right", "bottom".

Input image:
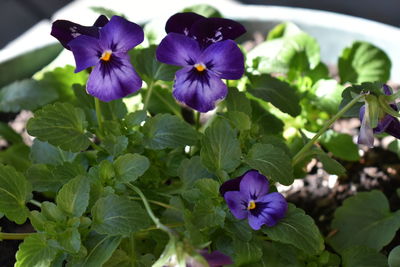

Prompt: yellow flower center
[
  {"left": 194, "top": 63, "right": 206, "bottom": 72},
  {"left": 247, "top": 200, "right": 256, "bottom": 210},
  {"left": 100, "top": 50, "right": 112, "bottom": 61}
]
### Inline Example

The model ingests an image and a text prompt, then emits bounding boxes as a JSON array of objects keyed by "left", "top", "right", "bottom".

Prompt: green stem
[
  {"left": 292, "top": 93, "right": 365, "bottom": 166},
  {"left": 125, "top": 183, "right": 174, "bottom": 236},
  {"left": 128, "top": 197, "right": 179, "bottom": 211},
  {"left": 94, "top": 98, "right": 104, "bottom": 135},
  {"left": 29, "top": 199, "right": 42, "bottom": 208},
  {"left": 195, "top": 111, "right": 201, "bottom": 130},
  {"left": 90, "top": 141, "right": 105, "bottom": 153},
  {"left": 0, "top": 232, "right": 31, "bottom": 240},
  {"left": 143, "top": 81, "right": 155, "bottom": 111}
]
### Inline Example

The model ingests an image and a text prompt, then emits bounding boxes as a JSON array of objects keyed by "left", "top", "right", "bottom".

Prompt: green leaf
[
  {"left": 142, "top": 113, "right": 198, "bottom": 150},
  {"left": 92, "top": 195, "right": 150, "bottom": 236},
  {"left": 201, "top": 117, "right": 241, "bottom": 173},
  {"left": 0, "top": 164, "right": 31, "bottom": 224},
  {"left": 56, "top": 175, "right": 90, "bottom": 217},
  {"left": 251, "top": 101, "right": 284, "bottom": 136},
  {"left": 58, "top": 227, "right": 81, "bottom": 254},
  {"left": 388, "top": 139, "right": 400, "bottom": 159},
  {"left": 30, "top": 139, "right": 77, "bottom": 165},
  {"left": 225, "top": 111, "right": 251, "bottom": 131},
  {"left": 320, "top": 130, "right": 360, "bottom": 161},
  {"left": 124, "top": 110, "right": 147, "bottom": 128},
  {"left": 113, "top": 153, "right": 150, "bottom": 183},
  {"left": 280, "top": 33, "right": 320, "bottom": 69},
  {"left": 248, "top": 74, "right": 301, "bottom": 117},
  {"left": 312, "top": 79, "right": 345, "bottom": 114},
  {"left": 182, "top": 4, "right": 222, "bottom": 17},
  {"left": 70, "top": 232, "right": 122, "bottom": 267},
  {"left": 328, "top": 190, "right": 400, "bottom": 252},
  {"left": 0, "top": 43, "right": 62, "bottom": 88},
  {"left": 341, "top": 246, "right": 388, "bottom": 267},
  {"left": 194, "top": 179, "right": 220, "bottom": 199},
  {"left": 102, "top": 135, "right": 128, "bottom": 157},
  {"left": 233, "top": 239, "right": 263, "bottom": 266},
  {"left": 0, "top": 121, "right": 22, "bottom": 144},
  {"left": 225, "top": 87, "right": 252, "bottom": 115},
  {"left": 130, "top": 46, "right": 179, "bottom": 82},
  {"left": 339, "top": 41, "right": 391, "bottom": 84},
  {"left": 315, "top": 151, "right": 346, "bottom": 176},
  {"left": 41, "top": 201, "right": 66, "bottom": 222},
  {"left": 0, "top": 79, "right": 58, "bottom": 112},
  {"left": 192, "top": 199, "right": 226, "bottom": 230},
  {"left": 27, "top": 102, "right": 91, "bottom": 152},
  {"left": 178, "top": 156, "right": 213, "bottom": 189},
  {"left": 142, "top": 85, "right": 182, "bottom": 116},
  {"left": 0, "top": 143, "right": 31, "bottom": 171},
  {"left": 245, "top": 143, "right": 294, "bottom": 185},
  {"left": 15, "top": 233, "right": 58, "bottom": 267},
  {"left": 389, "top": 246, "right": 400, "bottom": 267},
  {"left": 267, "top": 22, "right": 302, "bottom": 41},
  {"left": 263, "top": 204, "right": 324, "bottom": 256}
]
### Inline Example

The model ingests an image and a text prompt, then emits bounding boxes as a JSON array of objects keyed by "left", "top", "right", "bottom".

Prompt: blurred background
[{"left": 1, "top": 0, "right": 400, "bottom": 49}]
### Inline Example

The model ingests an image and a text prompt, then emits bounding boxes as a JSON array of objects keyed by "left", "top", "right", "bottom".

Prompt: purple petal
[
  {"left": 358, "top": 105, "right": 375, "bottom": 147},
  {"left": 385, "top": 118, "right": 400, "bottom": 139},
  {"left": 68, "top": 35, "right": 101, "bottom": 72},
  {"left": 224, "top": 191, "right": 247, "bottom": 220},
  {"left": 198, "top": 250, "right": 233, "bottom": 267},
  {"left": 383, "top": 84, "right": 392, "bottom": 95},
  {"left": 173, "top": 67, "right": 227, "bottom": 112},
  {"left": 239, "top": 171, "right": 269, "bottom": 200},
  {"left": 156, "top": 33, "right": 201, "bottom": 66},
  {"left": 248, "top": 213, "right": 274, "bottom": 230},
  {"left": 200, "top": 40, "right": 244, "bottom": 79},
  {"left": 93, "top": 15, "right": 109, "bottom": 27},
  {"left": 219, "top": 176, "right": 243, "bottom": 197},
  {"left": 165, "top": 12, "right": 204, "bottom": 35},
  {"left": 51, "top": 17, "right": 103, "bottom": 49},
  {"left": 99, "top": 16, "right": 144, "bottom": 52},
  {"left": 86, "top": 53, "right": 142, "bottom": 101},
  {"left": 190, "top": 17, "right": 246, "bottom": 47},
  {"left": 256, "top": 192, "right": 288, "bottom": 223},
  {"left": 374, "top": 114, "right": 394, "bottom": 134}
]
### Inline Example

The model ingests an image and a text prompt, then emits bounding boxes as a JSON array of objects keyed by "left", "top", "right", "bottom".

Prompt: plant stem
[
  {"left": 125, "top": 183, "right": 174, "bottom": 236},
  {"left": 195, "top": 111, "right": 201, "bottom": 130},
  {"left": 29, "top": 199, "right": 42, "bottom": 208},
  {"left": 128, "top": 197, "right": 179, "bottom": 210},
  {"left": 0, "top": 232, "right": 31, "bottom": 240},
  {"left": 292, "top": 94, "right": 365, "bottom": 166},
  {"left": 94, "top": 98, "right": 104, "bottom": 134},
  {"left": 143, "top": 81, "right": 155, "bottom": 111}
]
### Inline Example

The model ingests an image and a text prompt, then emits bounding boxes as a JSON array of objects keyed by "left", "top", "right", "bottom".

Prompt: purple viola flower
[
  {"left": 358, "top": 85, "right": 400, "bottom": 147},
  {"left": 51, "top": 15, "right": 109, "bottom": 49},
  {"left": 220, "top": 170, "right": 288, "bottom": 230},
  {"left": 53, "top": 16, "right": 144, "bottom": 102},
  {"left": 156, "top": 13, "right": 245, "bottom": 112}
]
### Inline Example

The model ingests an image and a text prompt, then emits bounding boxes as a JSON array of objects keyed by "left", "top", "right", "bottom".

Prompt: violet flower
[
  {"left": 358, "top": 85, "right": 400, "bottom": 147},
  {"left": 156, "top": 13, "right": 245, "bottom": 112},
  {"left": 220, "top": 170, "right": 288, "bottom": 230},
  {"left": 51, "top": 16, "right": 144, "bottom": 102}
]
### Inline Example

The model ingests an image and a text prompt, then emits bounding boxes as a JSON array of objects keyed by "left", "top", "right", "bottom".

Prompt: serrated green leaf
[
  {"left": 328, "top": 190, "right": 400, "bottom": 252},
  {"left": 0, "top": 79, "right": 58, "bottom": 112},
  {"left": 225, "top": 111, "right": 251, "bottom": 131},
  {"left": 178, "top": 156, "right": 213, "bottom": 189},
  {"left": 124, "top": 110, "right": 147, "bottom": 128},
  {"left": 263, "top": 204, "right": 324, "bottom": 256},
  {"left": 27, "top": 103, "right": 91, "bottom": 152},
  {"left": 194, "top": 179, "right": 220, "bottom": 199},
  {"left": 251, "top": 101, "right": 284, "bottom": 136},
  {"left": 224, "top": 218, "right": 252, "bottom": 242},
  {"left": 225, "top": 87, "right": 252, "bottom": 115},
  {"left": 58, "top": 227, "right": 81, "bottom": 254},
  {"left": 143, "top": 113, "right": 198, "bottom": 150},
  {"left": 142, "top": 85, "right": 182, "bottom": 116},
  {"left": 312, "top": 79, "right": 345, "bottom": 114},
  {"left": 389, "top": 246, "right": 400, "bottom": 267},
  {"left": 92, "top": 195, "right": 150, "bottom": 236},
  {"left": 341, "top": 246, "right": 388, "bottom": 267},
  {"left": 192, "top": 199, "right": 226, "bottom": 230},
  {"left": 0, "top": 164, "right": 31, "bottom": 224},
  {"left": 56, "top": 175, "right": 90, "bottom": 217},
  {"left": 248, "top": 74, "right": 301, "bottom": 117},
  {"left": 30, "top": 139, "right": 77, "bottom": 165},
  {"left": 15, "top": 233, "right": 59, "bottom": 267},
  {"left": 316, "top": 151, "right": 346, "bottom": 176},
  {"left": 41, "top": 201, "right": 66, "bottom": 222},
  {"left": 102, "top": 135, "right": 128, "bottom": 157},
  {"left": 201, "top": 117, "right": 241, "bottom": 173},
  {"left": 233, "top": 239, "right": 263, "bottom": 266},
  {"left": 320, "top": 130, "right": 360, "bottom": 161},
  {"left": 245, "top": 143, "right": 294, "bottom": 185},
  {"left": 339, "top": 41, "right": 391, "bottom": 84},
  {"left": 0, "top": 43, "right": 62, "bottom": 88},
  {"left": 0, "top": 143, "right": 31, "bottom": 171},
  {"left": 113, "top": 153, "right": 149, "bottom": 182}
]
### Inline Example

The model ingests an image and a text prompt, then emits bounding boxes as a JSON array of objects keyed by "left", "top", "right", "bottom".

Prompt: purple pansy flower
[
  {"left": 156, "top": 13, "right": 245, "bottom": 112},
  {"left": 187, "top": 250, "right": 233, "bottom": 267},
  {"left": 358, "top": 85, "right": 400, "bottom": 147},
  {"left": 51, "top": 15, "right": 144, "bottom": 102},
  {"left": 220, "top": 170, "right": 288, "bottom": 230}
]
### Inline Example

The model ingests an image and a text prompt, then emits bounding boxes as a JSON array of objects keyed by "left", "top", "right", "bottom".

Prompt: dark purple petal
[
  {"left": 51, "top": 15, "right": 107, "bottom": 49},
  {"left": 239, "top": 171, "right": 269, "bottom": 200},
  {"left": 200, "top": 40, "right": 244, "bottom": 79},
  {"left": 383, "top": 84, "right": 392, "bottom": 95},
  {"left": 385, "top": 118, "right": 400, "bottom": 139},
  {"left": 190, "top": 17, "right": 246, "bottom": 47},
  {"left": 165, "top": 12, "right": 204, "bottom": 35},
  {"left": 86, "top": 53, "right": 142, "bottom": 101},
  {"left": 374, "top": 114, "right": 394, "bottom": 134},
  {"left": 219, "top": 176, "right": 243, "bottom": 196},
  {"left": 198, "top": 250, "right": 233, "bottom": 267},
  {"left": 358, "top": 105, "right": 374, "bottom": 147},
  {"left": 224, "top": 191, "right": 247, "bottom": 220},
  {"left": 173, "top": 67, "right": 227, "bottom": 112},
  {"left": 99, "top": 16, "right": 144, "bottom": 52},
  {"left": 248, "top": 213, "right": 274, "bottom": 230},
  {"left": 68, "top": 35, "right": 101, "bottom": 72},
  {"left": 156, "top": 33, "right": 201, "bottom": 66}
]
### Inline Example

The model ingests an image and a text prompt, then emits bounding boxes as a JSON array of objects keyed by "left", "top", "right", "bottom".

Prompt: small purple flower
[
  {"left": 51, "top": 16, "right": 144, "bottom": 102},
  {"left": 187, "top": 250, "right": 233, "bottom": 267},
  {"left": 358, "top": 85, "right": 400, "bottom": 147},
  {"left": 220, "top": 170, "right": 288, "bottom": 230},
  {"left": 156, "top": 13, "right": 245, "bottom": 112}
]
